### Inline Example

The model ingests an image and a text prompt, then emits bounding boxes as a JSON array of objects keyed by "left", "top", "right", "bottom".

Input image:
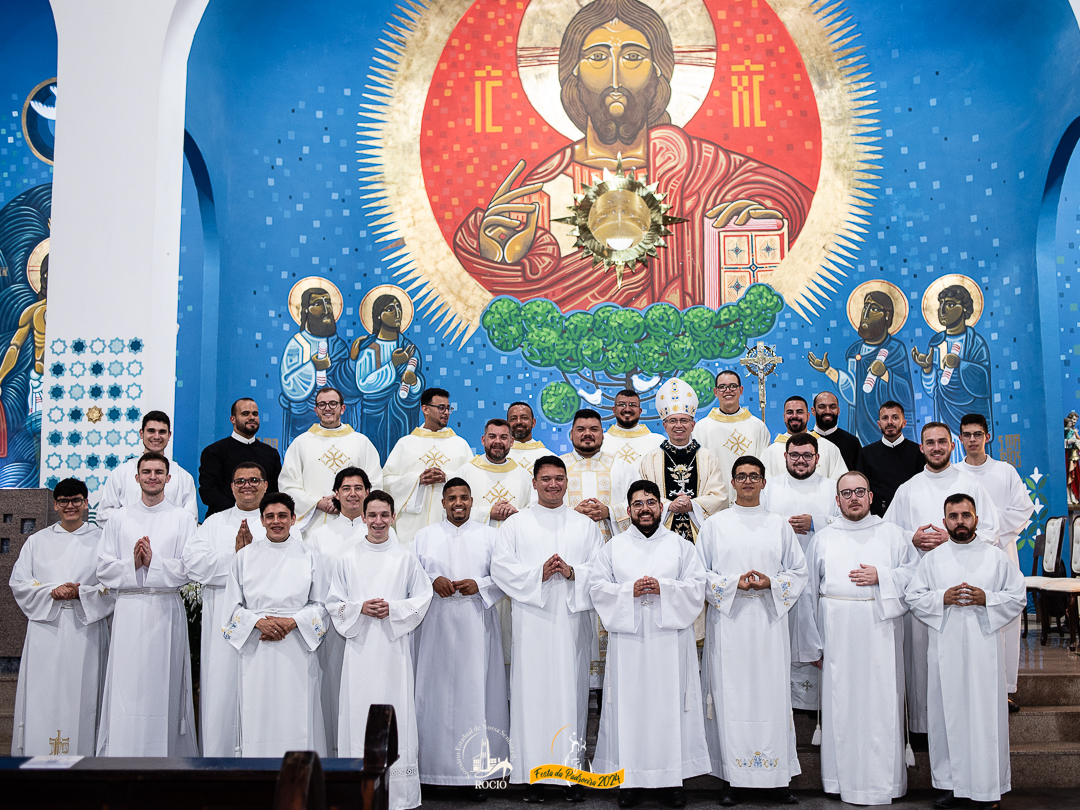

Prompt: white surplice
[
  {"left": 181, "top": 505, "right": 267, "bottom": 756},
  {"left": 795, "top": 516, "right": 919, "bottom": 805},
  {"left": 413, "top": 519, "right": 509, "bottom": 785},
  {"left": 697, "top": 504, "right": 808, "bottom": 788},
  {"left": 383, "top": 428, "right": 474, "bottom": 545},
  {"left": 590, "top": 524, "right": 711, "bottom": 788},
  {"left": 905, "top": 540, "right": 1026, "bottom": 803},
  {"left": 280, "top": 424, "right": 383, "bottom": 529},
  {"left": 453, "top": 456, "right": 534, "bottom": 528},
  {"left": 490, "top": 505, "right": 603, "bottom": 782},
  {"left": 96, "top": 500, "right": 198, "bottom": 756},
  {"left": 604, "top": 424, "right": 665, "bottom": 467},
  {"left": 763, "top": 433, "right": 848, "bottom": 482},
  {"left": 761, "top": 472, "right": 839, "bottom": 710},
  {"left": 329, "top": 538, "right": 432, "bottom": 810},
  {"left": 95, "top": 456, "right": 198, "bottom": 527},
  {"left": 962, "top": 456, "right": 1034, "bottom": 692},
  {"left": 308, "top": 513, "right": 368, "bottom": 756},
  {"left": 510, "top": 439, "right": 553, "bottom": 476},
  {"left": 10, "top": 522, "right": 114, "bottom": 756},
  {"left": 692, "top": 408, "right": 772, "bottom": 503},
  {"left": 883, "top": 465, "right": 999, "bottom": 732},
  {"left": 222, "top": 536, "right": 328, "bottom": 757}
]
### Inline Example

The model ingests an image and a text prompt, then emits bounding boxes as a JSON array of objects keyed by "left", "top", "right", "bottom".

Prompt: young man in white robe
[
  {"left": 959, "top": 412, "right": 1034, "bottom": 707},
  {"left": 413, "top": 478, "right": 509, "bottom": 797},
  {"left": 603, "top": 389, "right": 664, "bottom": 467},
  {"left": 507, "top": 401, "right": 552, "bottom": 476},
  {"left": 697, "top": 455, "right": 808, "bottom": 806},
  {"left": 453, "top": 419, "right": 533, "bottom": 527},
  {"left": 693, "top": 371, "right": 772, "bottom": 505},
  {"left": 884, "top": 422, "right": 1000, "bottom": 735},
  {"left": 760, "top": 433, "right": 839, "bottom": 712},
  {"left": 490, "top": 455, "right": 603, "bottom": 803},
  {"left": 95, "top": 411, "right": 197, "bottom": 526},
  {"left": 329, "top": 490, "right": 432, "bottom": 810},
  {"left": 762, "top": 396, "right": 848, "bottom": 481},
  {"left": 222, "top": 492, "right": 328, "bottom": 756},
  {"left": 181, "top": 463, "right": 269, "bottom": 756},
  {"left": 591, "top": 479, "right": 710, "bottom": 809},
  {"left": 905, "top": 494, "right": 1025, "bottom": 810},
  {"left": 383, "top": 387, "right": 473, "bottom": 545},
  {"left": 10, "top": 478, "right": 114, "bottom": 756},
  {"left": 794, "top": 471, "right": 919, "bottom": 806},
  {"left": 96, "top": 452, "right": 198, "bottom": 756},
  {"left": 279, "top": 385, "right": 383, "bottom": 533}
]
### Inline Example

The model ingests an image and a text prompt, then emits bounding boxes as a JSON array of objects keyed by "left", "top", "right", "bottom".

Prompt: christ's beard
[
  {"left": 306, "top": 315, "right": 337, "bottom": 338},
  {"left": 584, "top": 85, "right": 653, "bottom": 146}
]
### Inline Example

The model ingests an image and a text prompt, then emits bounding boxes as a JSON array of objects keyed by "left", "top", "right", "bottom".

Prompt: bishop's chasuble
[
  {"left": 638, "top": 441, "right": 727, "bottom": 542},
  {"left": 383, "top": 428, "right": 473, "bottom": 545}
]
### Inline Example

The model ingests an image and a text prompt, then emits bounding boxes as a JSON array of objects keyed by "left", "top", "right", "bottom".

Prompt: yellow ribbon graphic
[{"left": 528, "top": 765, "right": 624, "bottom": 788}]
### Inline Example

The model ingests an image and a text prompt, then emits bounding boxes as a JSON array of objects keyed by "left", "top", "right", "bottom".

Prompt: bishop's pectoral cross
[{"left": 740, "top": 341, "right": 783, "bottom": 422}]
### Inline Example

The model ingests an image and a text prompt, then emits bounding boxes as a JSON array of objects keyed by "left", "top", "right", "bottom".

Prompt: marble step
[
  {"left": 1010, "top": 741, "right": 1080, "bottom": 788},
  {"left": 1014, "top": 673, "right": 1080, "bottom": 706},
  {"left": 1009, "top": 705, "right": 1080, "bottom": 743}
]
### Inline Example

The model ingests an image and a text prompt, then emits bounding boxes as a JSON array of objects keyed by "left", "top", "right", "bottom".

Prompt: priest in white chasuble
[
  {"left": 414, "top": 478, "right": 509, "bottom": 793},
  {"left": 181, "top": 463, "right": 268, "bottom": 756},
  {"left": 760, "top": 433, "right": 839, "bottom": 712},
  {"left": 507, "top": 400, "right": 552, "bottom": 475},
  {"left": 222, "top": 493, "right": 328, "bottom": 757},
  {"left": 763, "top": 396, "right": 848, "bottom": 481},
  {"left": 905, "top": 494, "right": 1025, "bottom": 808},
  {"left": 383, "top": 387, "right": 473, "bottom": 545},
  {"left": 884, "top": 422, "right": 999, "bottom": 734},
  {"left": 96, "top": 452, "right": 198, "bottom": 756},
  {"left": 794, "top": 472, "right": 919, "bottom": 806},
  {"left": 638, "top": 379, "right": 726, "bottom": 543},
  {"left": 603, "top": 389, "right": 664, "bottom": 467},
  {"left": 329, "top": 490, "right": 432, "bottom": 810},
  {"left": 490, "top": 456, "right": 603, "bottom": 803},
  {"left": 279, "top": 386, "right": 383, "bottom": 532},
  {"left": 561, "top": 409, "right": 633, "bottom": 541},
  {"left": 692, "top": 370, "right": 772, "bottom": 504},
  {"left": 10, "top": 479, "right": 114, "bottom": 756},
  {"left": 697, "top": 456, "right": 807, "bottom": 805},
  {"left": 454, "top": 419, "right": 533, "bottom": 527},
  {"left": 307, "top": 466, "right": 377, "bottom": 755},
  {"left": 591, "top": 480, "right": 710, "bottom": 807},
  {"left": 959, "top": 413, "right": 1034, "bottom": 701}
]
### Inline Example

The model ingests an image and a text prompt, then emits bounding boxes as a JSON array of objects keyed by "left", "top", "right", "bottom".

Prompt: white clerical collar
[
  {"left": 339, "top": 513, "right": 365, "bottom": 526},
  {"left": 442, "top": 518, "right": 474, "bottom": 535},
  {"left": 923, "top": 465, "right": 956, "bottom": 480},
  {"left": 364, "top": 537, "right": 394, "bottom": 551},
  {"left": 233, "top": 506, "right": 261, "bottom": 519},
  {"left": 786, "top": 472, "right": 823, "bottom": 489},
  {"left": 882, "top": 435, "right": 905, "bottom": 448},
  {"left": 537, "top": 503, "right": 567, "bottom": 514},
  {"left": 832, "top": 514, "right": 883, "bottom": 531},
  {"left": 231, "top": 431, "right": 256, "bottom": 445},
  {"left": 816, "top": 425, "right": 837, "bottom": 436},
  {"left": 51, "top": 521, "right": 93, "bottom": 535},
  {"left": 962, "top": 456, "right": 990, "bottom": 470},
  {"left": 732, "top": 503, "right": 765, "bottom": 514},
  {"left": 136, "top": 498, "right": 169, "bottom": 513},
  {"left": 265, "top": 536, "right": 294, "bottom": 549}
]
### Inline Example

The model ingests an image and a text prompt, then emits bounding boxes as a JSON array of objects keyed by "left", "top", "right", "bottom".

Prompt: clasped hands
[
  {"left": 912, "top": 524, "right": 949, "bottom": 552},
  {"left": 669, "top": 495, "right": 693, "bottom": 515},
  {"left": 361, "top": 599, "right": 390, "bottom": 619},
  {"left": 736, "top": 570, "right": 771, "bottom": 591},
  {"left": 235, "top": 519, "right": 254, "bottom": 552},
  {"left": 943, "top": 582, "right": 986, "bottom": 607},
  {"left": 432, "top": 576, "right": 480, "bottom": 598},
  {"left": 316, "top": 496, "right": 339, "bottom": 515},
  {"left": 575, "top": 498, "right": 609, "bottom": 521},
  {"left": 255, "top": 616, "right": 298, "bottom": 641},
  {"left": 542, "top": 553, "right": 574, "bottom": 582},
  {"left": 50, "top": 582, "right": 80, "bottom": 600},
  {"left": 634, "top": 576, "right": 660, "bottom": 598},
  {"left": 788, "top": 514, "right": 813, "bottom": 535},
  {"left": 418, "top": 467, "right": 447, "bottom": 486},
  {"left": 133, "top": 536, "right": 153, "bottom": 569},
  {"left": 489, "top": 500, "right": 518, "bottom": 521}
]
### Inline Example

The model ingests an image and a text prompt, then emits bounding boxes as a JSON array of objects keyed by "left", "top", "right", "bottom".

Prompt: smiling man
[
  {"left": 507, "top": 401, "right": 552, "bottom": 475},
  {"left": 603, "top": 389, "right": 663, "bottom": 467},
  {"left": 454, "top": 418, "right": 533, "bottom": 527},
  {"left": 198, "top": 398, "right": 282, "bottom": 518},
  {"left": 855, "top": 401, "right": 926, "bottom": 517},
  {"left": 811, "top": 391, "right": 861, "bottom": 471},
  {"left": 693, "top": 370, "right": 772, "bottom": 504},
  {"left": 762, "top": 396, "right": 848, "bottom": 482},
  {"left": 560, "top": 408, "right": 633, "bottom": 541}
]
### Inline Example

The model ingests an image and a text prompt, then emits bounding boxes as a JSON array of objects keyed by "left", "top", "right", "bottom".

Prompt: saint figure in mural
[
  {"left": 1064, "top": 411, "right": 1079, "bottom": 506},
  {"left": 279, "top": 278, "right": 360, "bottom": 446},
  {"left": 452, "top": 0, "right": 814, "bottom": 310},
  {"left": 350, "top": 285, "right": 423, "bottom": 462},
  {"left": 808, "top": 281, "right": 916, "bottom": 443},
  {"left": 912, "top": 277, "right": 992, "bottom": 438}
]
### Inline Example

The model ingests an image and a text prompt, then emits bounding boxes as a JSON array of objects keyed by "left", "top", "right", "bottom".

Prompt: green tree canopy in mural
[{"left": 479, "top": 285, "right": 785, "bottom": 423}]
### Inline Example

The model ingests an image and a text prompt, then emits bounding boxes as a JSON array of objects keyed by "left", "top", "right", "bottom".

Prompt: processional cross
[{"left": 740, "top": 341, "right": 783, "bottom": 421}]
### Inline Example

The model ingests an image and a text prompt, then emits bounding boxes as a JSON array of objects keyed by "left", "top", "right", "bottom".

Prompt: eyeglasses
[
  {"left": 315, "top": 401, "right": 342, "bottom": 410},
  {"left": 960, "top": 431, "right": 985, "bottom": 440},
  {"left": 55, "top": 497, "right": 85, "bottom": 507},
  {"left": 839, "top": 487, "right": 869, "bottom": 499},
  {"left": 786, "top": 451, "right": 817, "bottom": 462},
  {"left": 665, "top": 418, "right": 693, "bottom": 427},
  {"left": 425, "top": 404, "right": 453, "bottom": 414},
  {"left": 232, "top": 477, "right": 265, "bottom": 486},
  {"left": 734, "top": 473, "right": 763, "bottom": 483},
  {"left": 715, "top": 383, "right": 741, "bottom": 392},
  {"left": 629, "top": 498, "right": 661, "bottom": 510}
]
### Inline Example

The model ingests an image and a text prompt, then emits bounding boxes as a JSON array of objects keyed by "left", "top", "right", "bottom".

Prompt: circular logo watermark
[{"left": 456, "top": 724, "right": 515, "bottom": 788}]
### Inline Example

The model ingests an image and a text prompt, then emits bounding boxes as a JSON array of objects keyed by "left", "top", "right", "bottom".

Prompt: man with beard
[
  {"left": 913, "top": 285, "right": 993, "bottom": 441},
  {"left": 794, "top": 472, "right": 919, "bottom": 806},
  {"left": 906, "top": 494, "right": 1024, "bottom": 810},
  {"left": 761, "top": 433, "right": 839, "bottom": 713},
  {"left": 856, "top": 400, "right": 926, "bottom": 517},
  {"left": 811, "top": 392, "right": 861, "bottom": 471},
  {"left": 561, "top": 408, "right": 633, "bottom": 541},
  {"left": 454, "top": 419, "right": 533, "bottom": 528},
  {"left": 280, "top": 286, "right": 360, "bottom": 446},
  {"left": 809, "top": 290, "right": 916, "bottom": 444},
  {"left": 884, "top": 423, "right": 999, "bottom": 736},
  {"left": 762, "top": 396, "right": 847, "bottom": 481},
  {"left": 198, "top": 398, "right": 282, "bottom": 517},
  {"left": 451, "top": 0, "right": 814, "bottom": 310},
  {"left": 604, "top": 389, "right": 663, "bottom": 467},
  {"left": 693, "top": 370, "right": 772, "bottom": 504},
  {"left": 507, "top": 401, "right": 551, "bottom": 475},
  {"left": 279, "top": 386, "right": 383, "bottom": 534},
  {"left": 590, "top": 480, "right": 710, "bottom": 808},
  {"left": 383, "top": 388, "right": 473, "bottom": 545}
]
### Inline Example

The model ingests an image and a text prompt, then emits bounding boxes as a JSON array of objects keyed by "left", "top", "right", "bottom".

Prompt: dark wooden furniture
[{"left": 0, "top": 704, "right": 398, "bottom": 810}]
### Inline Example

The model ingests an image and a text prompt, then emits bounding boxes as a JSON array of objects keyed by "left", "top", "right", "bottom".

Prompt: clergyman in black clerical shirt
[
  {"left": 812, "top": 391, "right": 862, "bottom": 471},
  {"left": 855, "top": 400, "right": 925, "bottom": 517},
  {"left": 199, "top": 397, "right": 282, "bottom": 516}
]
